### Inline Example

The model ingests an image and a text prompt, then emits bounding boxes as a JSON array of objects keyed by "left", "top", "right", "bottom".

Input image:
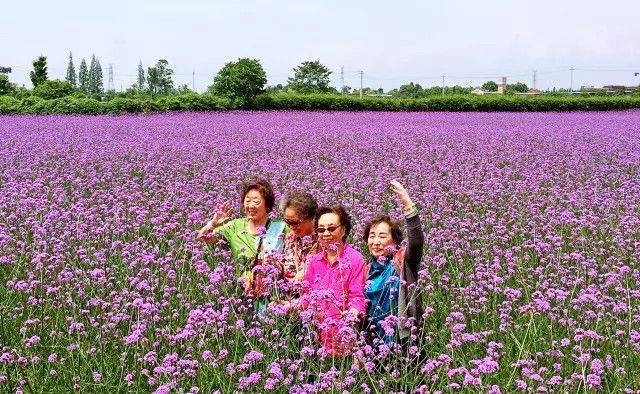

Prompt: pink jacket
[{"left": 302, "top": 244, "right": 367, "bottom": 354}]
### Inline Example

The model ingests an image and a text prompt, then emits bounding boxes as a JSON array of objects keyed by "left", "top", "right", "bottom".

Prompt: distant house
[
  {"left": 366, "top": 92, "right": 392, "bottom": 97},
  {"left": 602, "top": 85, "right": 637, "bottom": 93},
  {"left": 471, "top": 88, "right": 486, "bottom": 95},
  {"left": 580, "top": 85, "right": 598, "bottom": 92},
  {"left": 516, "top": 88, "right": 543, "bottom": 96}
]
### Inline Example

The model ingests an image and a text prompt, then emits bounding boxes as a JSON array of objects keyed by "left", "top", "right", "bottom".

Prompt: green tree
[
  {"left": 0, "top": 73, "right": 16, "bottom": 95},
  {"left": 265, "top": 84, "right": 285, "bottom": 94},
  {"left": 30, "top": 56, "right": 48, "bottom": 88},
  {"left": 393, "top": 82, "right": 425, "bottom": 98},
  {"left": 210, "top": 58, "right": 266, "bottom": 104},
  {"left": 78, "top": 59, "right": 89, "bottom": 94},
  {"left": 146, "top": 59, "right": 174, "bottom": 94},
  {"left": 87, "top": 55, "right": 103, "bottom": 96},
  {"left": 506, "top": 82, "right": 529, "bottom": 93},
  {"left": 449, "top": 85, "right": 472, "bottom": 94},
  {"left": 65, "top": 52, "right": 77, "bottom": 88},
  {"left": 176, "top": 84, "right": 192, "bottom": 94},
  {"left": 137, "top": 61, "right": 145, "bottom": 92},
  {"left": 146, "top": 67, "right": 159, "bottom": 95},
  {"left": 482, "top": 80, "right": 498, "bottom": 92},
  {"left": 286, "top": 60, "right": 333, "bottom": 93}
]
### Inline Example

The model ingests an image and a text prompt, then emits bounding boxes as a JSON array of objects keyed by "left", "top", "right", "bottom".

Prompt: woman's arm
[
  {"left": 403, "top": 210, "right": 424, "bottom": 273},
  {"left": 390, "top": 180, "right": 424, "bottom": 273}
]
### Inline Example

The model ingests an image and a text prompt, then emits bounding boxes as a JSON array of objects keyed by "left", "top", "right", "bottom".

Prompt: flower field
[{"left": 0, "top": 110, "right": 639, "bottom": 393}]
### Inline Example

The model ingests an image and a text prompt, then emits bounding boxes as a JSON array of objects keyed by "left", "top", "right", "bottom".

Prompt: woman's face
[
  {"left": 243, "top": 189, "right": 267, "bottom": 221},
  {"left": 316, "top": 213, "right": 345, "bottom": 249},
  {"left": 284, "top": 207, "right": 314, "bottom": 238},
  {"left": 367, "top": 221, "right": 395, "bottom": 258}
]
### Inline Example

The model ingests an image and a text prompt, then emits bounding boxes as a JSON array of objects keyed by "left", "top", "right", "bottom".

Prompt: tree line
[{"left": 2, "top": 54, "right": 637, "bottom": 105}]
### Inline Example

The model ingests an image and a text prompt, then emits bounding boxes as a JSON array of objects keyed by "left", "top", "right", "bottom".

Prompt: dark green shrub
[
  {"left": 4, "top": 91, "right": 640, "bottom": 114},
  {"left": 33, "top": 80, "right": 75, "bottom": 100},
  {"left": 0, "top": 96, "right": 20, "bottom": 114},
  {"left": 18, "top": 96, "right": 45, "bottom": 114},
  {"left": 253, "top": 93, "right": 640, "bottom": 112},
  {"left": 105, "top": 97, "right": 144, "bottom": 114},
  {"left": 69, "top": 97, "right": 103, "bottom": 114},
  {"left": 175, "top": 93, "right": 230, "bottom": 111}
]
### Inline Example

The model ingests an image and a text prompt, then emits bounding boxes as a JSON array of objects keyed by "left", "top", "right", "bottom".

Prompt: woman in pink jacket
[{"left": 301, "top": 205, "right": 367, "bottom": 356}]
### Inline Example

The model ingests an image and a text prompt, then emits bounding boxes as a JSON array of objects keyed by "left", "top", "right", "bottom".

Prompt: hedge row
[
  {"left": 252, "top": 93, "right": 640, "bottom": 112},
  {"left": 0, "top": 93, "right": 231, "bottom": 115},
  {"left": 2, "top": 92, "right": 640, "bottom": 115}
]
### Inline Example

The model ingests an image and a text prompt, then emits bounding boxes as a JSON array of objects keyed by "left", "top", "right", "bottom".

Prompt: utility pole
[
  {"left": 532, "top": 70, "right": 537, "bottom": 90},
  {"left": 340, "top": 66, "right": 344, "bottom": 94},
  {"left": 359, "top": 70, "right": 363, "bottom": 98},
  {"left": 108, "top": 63, "right": 114, "bottom": 91},
  {"left": 192, "top": 70, "right": 195, "bottom": 91},
  {"left": 569, "top": 66, "right": 575, "bottom": 92},
  {"left": 107, "top": 63, "right": 114, "bottom": 92},
  {"left": 441, "top": 75, "right": 445, "bottom": 96}
]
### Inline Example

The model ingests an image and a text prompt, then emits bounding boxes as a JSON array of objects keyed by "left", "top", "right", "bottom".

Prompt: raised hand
[
  {"left": 208, "top": 202, "right": 233, "bottom": 228},
  {"left": 197, "top": 202, "right": 233, "bottom": 241},
  {"left": 390, "top": 180, "right": 415, "bottom": 213}
]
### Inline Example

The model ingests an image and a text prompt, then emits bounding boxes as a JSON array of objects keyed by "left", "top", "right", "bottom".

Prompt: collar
[
  {"left": 289, "top": 232, "right": 317, "bottom": 244},
  {"left": 321, "top": 243, "right": 348, "bottom": 266},
  {"left": 370, "top": 254, "right": 393, "bottom": 266}
]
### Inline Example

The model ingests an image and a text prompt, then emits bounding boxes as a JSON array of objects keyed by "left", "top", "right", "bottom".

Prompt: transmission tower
[
  {"left": 532, "top": 70, "right": 537, "bottom": 89},
  {"left": 340, "top": 66, "right": 344, "bottom": 94}
]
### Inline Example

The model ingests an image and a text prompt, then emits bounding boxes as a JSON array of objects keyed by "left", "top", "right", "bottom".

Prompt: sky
[{"left": 3, "top": 0, "right": 640, "bottom": 92}]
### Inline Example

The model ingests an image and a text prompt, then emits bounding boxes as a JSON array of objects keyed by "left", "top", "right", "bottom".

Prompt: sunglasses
[
  {"left": 316, "top": 225, "right": 342, "bottom": 234},
  {"left": 284, "top": 218, "right": 303, "bottom": 227}
]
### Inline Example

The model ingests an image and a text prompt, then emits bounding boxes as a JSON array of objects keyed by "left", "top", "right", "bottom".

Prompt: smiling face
[
  {"left": 316, "top": 212, "right": 345, "bottom": 249},
  {"left": 367, "top": 221, "right": 395, "bottom": 258},
  {"left": 284, "top": 206, "right": 314, "bottom": 238},
  {"left": 243, "top": 189, "right": 267, "bottom": 222}
]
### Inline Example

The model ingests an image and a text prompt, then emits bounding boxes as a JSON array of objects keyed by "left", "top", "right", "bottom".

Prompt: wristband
[{"left": 403, "top": 205, "right": 419, "bottom": 218}]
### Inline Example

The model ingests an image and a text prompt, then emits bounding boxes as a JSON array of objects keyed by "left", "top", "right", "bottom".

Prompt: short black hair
[
  {"left": 362, "top": 214, "right": 404, "bottom": 245},
  {"left": 282, "top": 191, "right": 318, "bottom": 220},
  {"left": 241, "top": 179, "right": 275, "bottom": 212},
  {"left": 315, "top": 205, "right": 352, "bottom": 242}
]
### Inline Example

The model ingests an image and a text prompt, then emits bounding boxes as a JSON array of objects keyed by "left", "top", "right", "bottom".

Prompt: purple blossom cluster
[{"left": 0, "top": 110, "right": 639, "bottom": 392}]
